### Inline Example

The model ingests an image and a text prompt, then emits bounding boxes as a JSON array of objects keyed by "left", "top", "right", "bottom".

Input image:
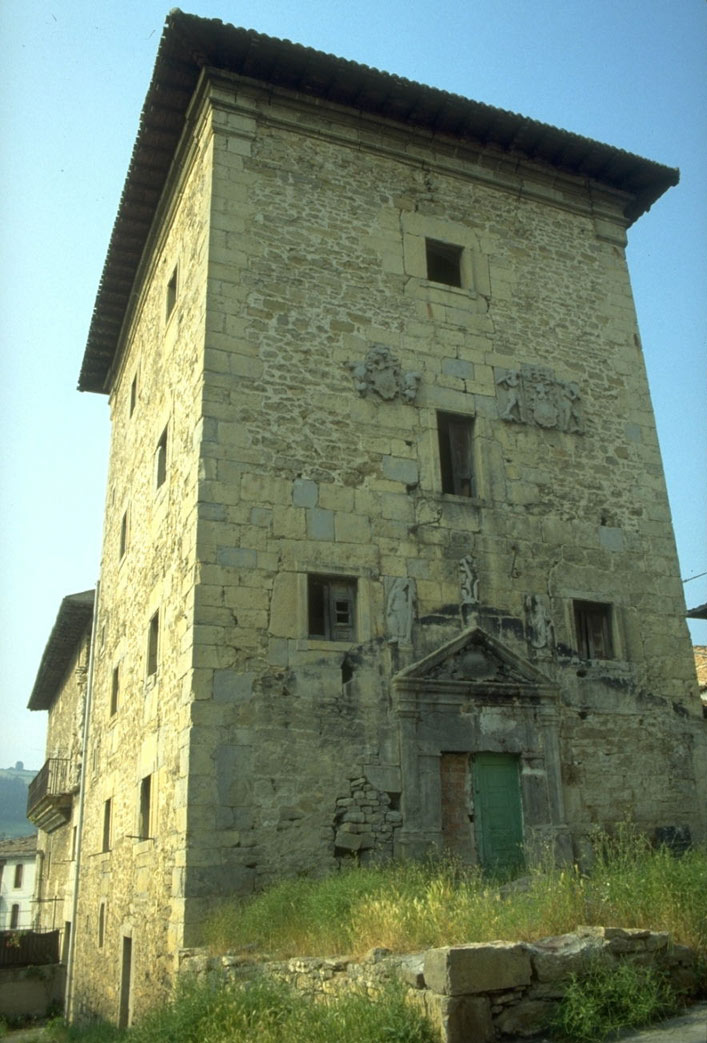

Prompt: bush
[{"left": 550, "top": 958, "right": 680, "bottom": 1042}]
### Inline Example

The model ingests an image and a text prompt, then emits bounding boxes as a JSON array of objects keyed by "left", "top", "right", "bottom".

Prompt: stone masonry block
[
  {"left": 424, "top": 942, "right": 531, "bottom": 996},
  {"left": 292, "top": 478, "right": 318, "bottom": 507},
  {"left": 216, "top": 547, "right": 257, "bottom": 568},
  {"left": 442, "top": 358, "right": 475, "bottom": 381},
  {"left": 307, "top": 508, "right": 335, "bottom": 541},
  {"left": 382, "top": 455, "right": 419, "bottom": 485}
]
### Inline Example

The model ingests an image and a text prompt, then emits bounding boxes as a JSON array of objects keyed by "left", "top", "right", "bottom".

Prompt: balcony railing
[{"left": 27, "top": 758, "right": 76, "bottom": 832}]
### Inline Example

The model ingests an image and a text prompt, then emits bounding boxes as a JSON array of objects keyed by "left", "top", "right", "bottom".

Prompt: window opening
[
  {"left": 10, "top": 905, "right": 19, "bottom": 929},
  {"left": 138, "top": 775, "right": 152, "bottom": 840},
  {"left": 574, "top": 600, "right": 613, "bottom": 659},
  {"left": 308, "top": 576, "right": 356, "bottom": 641},
  {"left": 166, "top": 266, "right": 177, "bottom": 320},
  {"left": 155, "top": 426, "right": 168, "bottom": 489},
  {"left": 119, "top": 511, "right": 128, "bottom": 559},
  {"left": 437, "top": 412, "right": 474, "bottom": 496},
  {"left": 426, "top": 238, "right": 463, "bottom": 287},
  {"left": 129, "top": 375, "right": 137, "bottom": 416},
  {"left": 110, "top": 666, "right": 119, "bottom": 716},
  {"left": 102, "top": 798, "right": 112, "bottom": 852},
  {"left": 147, "top": 611, "right": 159, "bottom": 677},
  {"left": 13, "top": 863, "right": 23, "bottom": 888},
  {"left": 98, "top": 902, "right": 106, "bottom": 948}
]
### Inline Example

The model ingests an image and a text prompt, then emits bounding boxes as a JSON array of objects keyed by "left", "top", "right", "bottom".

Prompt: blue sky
[{"left": 1, "top": 0, "right": 705, "bottom": 771}]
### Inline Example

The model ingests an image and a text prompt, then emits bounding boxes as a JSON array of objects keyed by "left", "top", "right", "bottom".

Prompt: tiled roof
[
  {"left": 78, "top": 9, "right": 679, "bottom": 395},
  {"left": 0, "top": 834, "right": 37, "bottom": 858},
  {"left": 27, "top": 591, "right": 95, "bottom": 711}
]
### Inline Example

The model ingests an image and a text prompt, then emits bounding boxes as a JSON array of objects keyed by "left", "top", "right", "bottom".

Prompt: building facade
[
  {"left": 0, "top": 834, "right": 37, "bottom": 930},
  {"left": 28, "top": 11, "right": 706, "bottom": 1026}
]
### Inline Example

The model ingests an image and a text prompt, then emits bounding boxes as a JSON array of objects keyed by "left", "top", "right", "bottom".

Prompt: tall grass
[
  {"left": 46, "top": 978, "right": 436, "bottom": 1043},
  {"left": 204, "top": 835, "right": 707, "bottom": 958}
]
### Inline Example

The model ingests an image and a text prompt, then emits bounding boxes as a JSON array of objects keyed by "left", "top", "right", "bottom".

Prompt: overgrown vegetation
[
  {"left": 40, "top": 834, "right": 707, "bottom": 1042},
  {"left": 204, "top": 832, "right": 707, "bottom": 959},
  {"left": 45, "top": 978, "right": 436, "bottom": 1043},
  {"left": 551, "top": 958, "right": 680, "bottom": 1041}
]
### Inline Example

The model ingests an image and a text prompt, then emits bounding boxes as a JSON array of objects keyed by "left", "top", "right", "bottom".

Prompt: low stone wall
[
  {"left": 179, "top": 926, "right": 701, "bottom": 1042},
  {"left": 0, "top": 963, "right": 65, "bottom": 1020}
]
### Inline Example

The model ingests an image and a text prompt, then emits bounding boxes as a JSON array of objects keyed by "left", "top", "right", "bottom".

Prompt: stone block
[
  {"left": 424, "top": 942, "right": 531, "bottom": 996},
  {"left": 527, "top": 932, "right": 606, "bottom": 982},
  {"left": 382, "top": 455, "right": 419, "bottom": 485},
  {"left": 306, "top": 507, "right": 335, "bottom": 541},
  {"left": 292, "top": 478, "right": 318, "bottom": 507},
  {"left": 494, "top": 998, "right": 554, "bottom": 1038}
]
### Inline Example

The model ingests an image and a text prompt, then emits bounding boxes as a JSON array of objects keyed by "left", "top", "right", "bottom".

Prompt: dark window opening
[
  {"left": 13, "top": 863, "right": 23, "bottom": 888},
  {"left": 110, "top": 666, "right": 119, "bottom": 717},
  {"left": 102, "top": 798, "right": 112, "bottom": 852},
  {"left": 574, "top": 600, "right": 614, "bottom": 659},
  {"left": 138, "top": 775, "right": 152, "bottom": 840},
  {"left": 129, "top": 376, "right": 137, "bottom": 416},
  {"left": 438, "top": 412, "right": 474, "bottom": 496},
  {"left": 98, "top": 902, "right": 106, "bottom": 948},
  {"left": 10, "top": 905, "right": 19, "bottom": 929},
  {"left": 166, "top": 266, "right": 177, "bottom": 319},
  {"left": 119, "top": 512, "right": 128, "bottom": 559},
  {"left": 147, "top": 611, "right": 159, "bottom": 677},
  {"left": 155, "top": 427, "right": 168, "bottom": 489},
  {"left": 426, "top": 238, "right": 463, "bottom": 287},
  {"left": 308, "top": 575, "right": 356, "bottom": 641}
]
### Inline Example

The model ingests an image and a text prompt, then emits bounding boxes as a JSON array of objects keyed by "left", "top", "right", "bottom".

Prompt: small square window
[
  {"left": 166, "top": 266, "right": 177, "bottom": 320},
  {"left": 110, "top": 666, "right": 119, "bottom": 717},
  {"left": 138, "top": 775, "right": 152, "bottom": 840},
  {"left": 308, "top": 575, "right": 357, "bottom": 641},
  {"left": 574, "top": 601, "right": 614, "bottom": 659},
  {"left": 119, "top": 511, "right": 128, "bottom": 559},
  {"left": 438, "top": 412, "right": 474, "bottom": 497},
  {"left": 426, "top": 239, "right": 463, "bottom": 287},
  {"left": 102, "top": 798, "right": 112, "bottom": 853},
  {"left": 155, "top": 426, "right": 168, "bottom": 489},
  {"left": 147, "top": 611, "right": 160, "bottom": 677}
]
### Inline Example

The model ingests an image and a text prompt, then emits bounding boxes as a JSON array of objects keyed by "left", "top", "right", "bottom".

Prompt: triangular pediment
[{"left": 394, "top": 626, "right": 553, "bottom": 689}]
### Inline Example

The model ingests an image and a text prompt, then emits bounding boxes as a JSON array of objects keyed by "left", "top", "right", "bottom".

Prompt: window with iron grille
[
  {"left": 574, "top": 600, "right": 614, "bottom": 659},
  {"left": 437, "top": 412, "right": 474, "bottom": 497},
  {"left": 308, "top": 576, "right": 357, "bottom": 641}
]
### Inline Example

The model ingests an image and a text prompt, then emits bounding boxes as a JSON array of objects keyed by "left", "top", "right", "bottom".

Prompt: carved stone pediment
[{"left": 394, "top": 626, "right": 554, "bottom": 696}]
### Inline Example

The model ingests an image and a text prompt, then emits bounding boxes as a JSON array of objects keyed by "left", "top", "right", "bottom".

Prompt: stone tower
[{"left": 28, "top": 11, "right": 705, "bottom": 1025}]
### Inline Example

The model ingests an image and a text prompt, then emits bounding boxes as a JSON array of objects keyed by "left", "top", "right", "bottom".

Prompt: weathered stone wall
[
  {"left": 69, "top": 104, "right": 214, "bottom": 1022},
  {"left": 182, "top": 71, "right": 706, "bottom": 922},
  {"left": 0, "top": 963, "right": 65, "bottom": 1020},
  {"left": 70, "top": 66, "right": 706, "bottom": 1025},
  {"left": 179, "top": 927, "right": 702, "bottom": 1042}
]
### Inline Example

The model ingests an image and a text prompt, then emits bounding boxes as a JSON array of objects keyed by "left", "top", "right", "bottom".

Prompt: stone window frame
[
  {"left": 401, "top": 212, "right": 490, "bottom": 304},
  {"left": 307, "top": 574, "right": 357, "bottom": 642},
  {"left": 573, "top": 600, "right": 615, "bottom": 660},
  {"left": 294, "top": 567, "right": 373, "bottom": 650},
  {"left": 437, "top": 411, "right": 476, "bottom": 498}
]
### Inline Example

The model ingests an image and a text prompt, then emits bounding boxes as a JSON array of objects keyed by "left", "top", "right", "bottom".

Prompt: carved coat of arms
[
  {"left": 496, "top": 364, "right": 584, "bottom": 433},
  {"left": 348, "top": 346, "right": 421, "bottom": 403}
]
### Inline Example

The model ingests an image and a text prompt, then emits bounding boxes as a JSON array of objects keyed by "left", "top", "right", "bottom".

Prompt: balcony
[{"left": 27, "top": 758, "right": 77, "bottom": 832}]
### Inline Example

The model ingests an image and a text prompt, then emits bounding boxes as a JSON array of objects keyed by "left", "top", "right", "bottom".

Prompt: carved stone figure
[
  {"left": 459, "top": 555, "right": 479, "bottom": 612},
  {"left": 525, "top": 594, "right": 555, "bottom": 652},
  {"left": 385, "top": 576, "right": 415, "bottom": 643},
  {"left": 495, "top": 364, "right": 584, "bottom": 433},
  {"left": 348, "top": 345, "right": 421, "bottom": 403}
]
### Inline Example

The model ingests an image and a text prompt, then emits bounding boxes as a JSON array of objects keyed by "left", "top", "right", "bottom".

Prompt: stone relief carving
[
  {"left": 427, "top": 644, "right": 523, "bottom": 683},
  {"left": 525, "top": 594, "right": 555, "bottom": 654},
  {"left": 348, "top": 345, "right": 421, "bottom": 403},
  {"left": 495, "top": 364, "right": 584, "bottom": 433},
  {"left": 385, "top": 576, "right": 416, "bottom": 644},
  {"left": 459, "top": 554, "right": 479, "bottom": 625}
]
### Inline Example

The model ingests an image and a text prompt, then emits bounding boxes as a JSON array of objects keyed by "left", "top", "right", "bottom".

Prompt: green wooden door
[{"left": 473, "top": 753, "right": 524, "bottom": 875}]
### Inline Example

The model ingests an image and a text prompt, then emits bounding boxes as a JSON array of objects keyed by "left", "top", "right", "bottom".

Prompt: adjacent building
[
  {"left": 0, "top": 834, "right": 37, "bottom": 930},
  {"left": 27, "top": 11, "right": 706, "bottom": 1026}
]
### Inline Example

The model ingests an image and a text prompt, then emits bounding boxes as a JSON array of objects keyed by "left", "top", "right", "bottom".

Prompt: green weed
[{"left": 550, "top": 957, "right": 679, "bottom": 1041}]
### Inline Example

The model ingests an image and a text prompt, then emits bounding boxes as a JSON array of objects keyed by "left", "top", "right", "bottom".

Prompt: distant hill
[{"left": 0, "top": 767, "right": 37, "bottom": 838}]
